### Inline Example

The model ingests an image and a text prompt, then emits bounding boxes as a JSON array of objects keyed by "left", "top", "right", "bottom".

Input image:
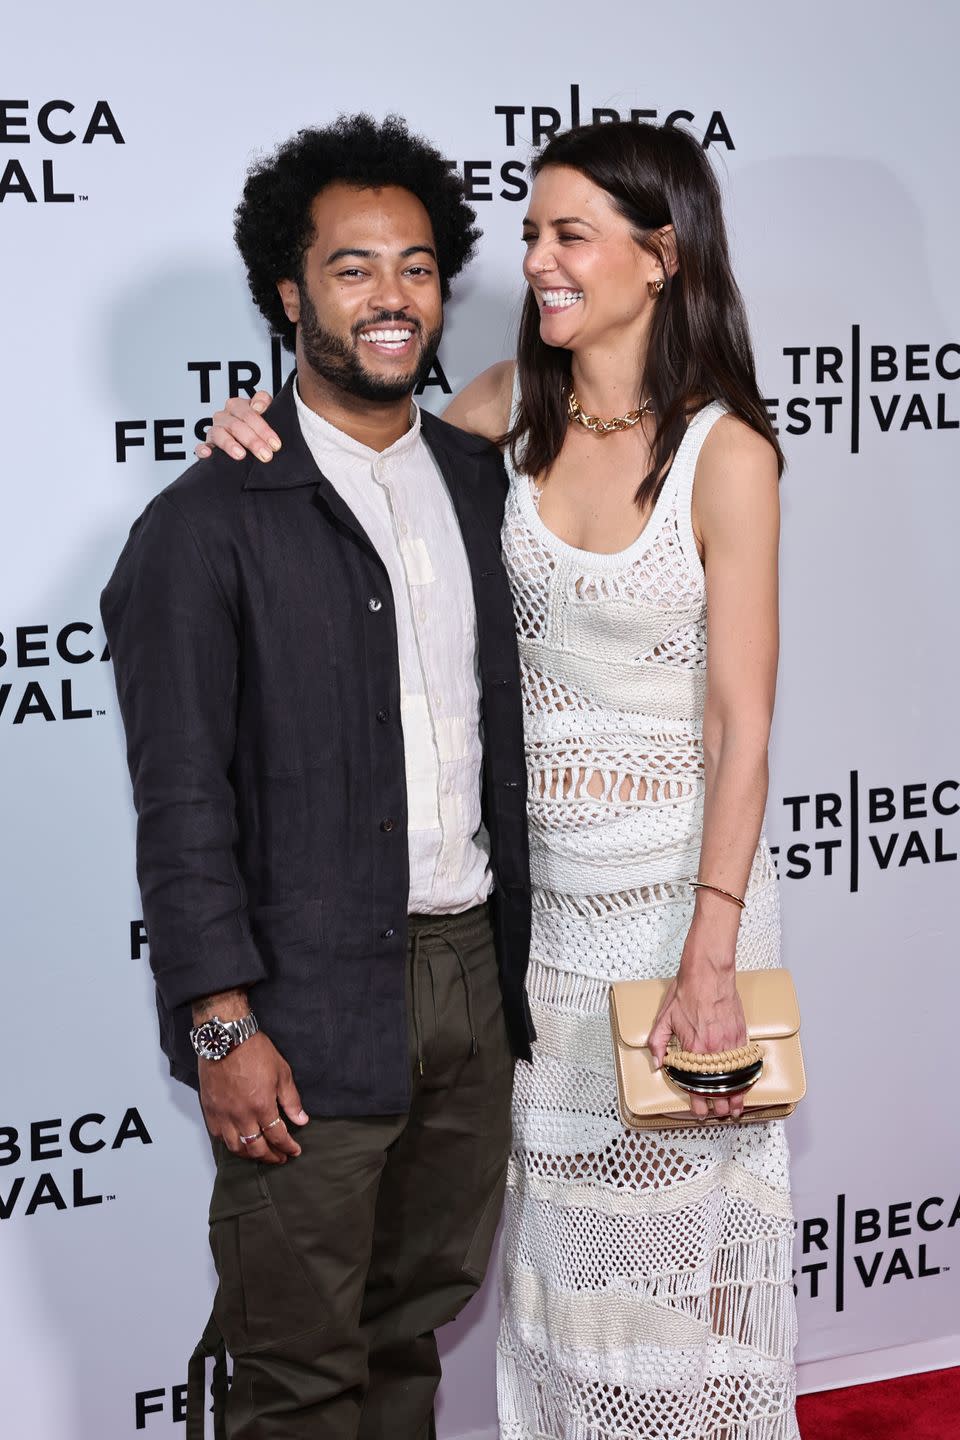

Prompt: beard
[{"left": 298, "top": 290, "right": 443, "bottom": 403}]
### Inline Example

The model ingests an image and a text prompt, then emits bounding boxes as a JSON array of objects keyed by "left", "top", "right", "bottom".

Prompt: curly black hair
[{"left": 234, "top": 113, "right": 481, "bottom": 351}]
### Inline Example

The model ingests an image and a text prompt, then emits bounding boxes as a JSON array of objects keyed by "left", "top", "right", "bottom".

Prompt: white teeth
[
  {"left": 541, "top": 290, "right": 583, "bottom": 309},
  {"left": 359, "top": 329, "right": 414, "bottom": 344}
]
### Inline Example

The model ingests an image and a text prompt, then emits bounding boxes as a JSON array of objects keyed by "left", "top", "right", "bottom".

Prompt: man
[{"left": 102, "top": 113, "right": 532, "bottom": 1440}]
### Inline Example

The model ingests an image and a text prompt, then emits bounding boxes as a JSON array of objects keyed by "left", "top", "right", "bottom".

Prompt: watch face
[{"left": 194, "top": 1020, "right": 232, "bottom": 1061}]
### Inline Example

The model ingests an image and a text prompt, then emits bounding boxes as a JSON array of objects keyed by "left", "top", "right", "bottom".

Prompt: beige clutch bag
[{"left": 609, "top": 968, "right": 806, "bottom": 1128}]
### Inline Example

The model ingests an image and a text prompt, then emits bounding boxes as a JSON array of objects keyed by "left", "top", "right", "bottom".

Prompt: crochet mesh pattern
[{"left": 497, "top": 400, "right": 798, "bottom": 1439}]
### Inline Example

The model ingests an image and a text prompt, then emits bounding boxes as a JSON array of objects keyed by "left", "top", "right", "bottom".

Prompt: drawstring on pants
[
  {"left": 186, "top": 1309, "right": 228, "bottom": 1440},
  {"left": 410, "top": 927, "right": 479, "bottom": 1075}
]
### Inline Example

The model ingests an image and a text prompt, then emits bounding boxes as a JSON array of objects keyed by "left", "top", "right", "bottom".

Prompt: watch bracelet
[{"left": 190, "top": 1011, "right": 259, "bottom": 1059}]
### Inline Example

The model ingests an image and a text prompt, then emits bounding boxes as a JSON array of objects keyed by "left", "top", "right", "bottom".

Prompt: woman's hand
[
  {"left": 195, "top": 391, "right": 280, "bottom": 462},
  {"left": 648, "top": 906, "right": 749, "bottom": 1120}
]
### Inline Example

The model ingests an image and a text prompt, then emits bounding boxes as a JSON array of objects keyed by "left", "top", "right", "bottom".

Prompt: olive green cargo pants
[{"left": 193, "top": 903, "right": 514, "bottom": 1439}]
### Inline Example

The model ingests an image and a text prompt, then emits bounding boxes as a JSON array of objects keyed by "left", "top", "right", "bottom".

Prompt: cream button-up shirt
[{"left": 294, "top": 385, "right": 492, "bottom": 915}]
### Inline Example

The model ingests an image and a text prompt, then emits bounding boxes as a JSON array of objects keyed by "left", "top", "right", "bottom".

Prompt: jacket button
[
  {"left": 368, "top": 597, "right": 383, "bottom": 613},
  {"left": 376, "top": 708, "right": 389, "bottom": 723},
  {"left": 381, "top": 927, "right": 396, "bottom": 940},
  {"left": 380, "top": 818, "right": 395, "bottom": 833}
]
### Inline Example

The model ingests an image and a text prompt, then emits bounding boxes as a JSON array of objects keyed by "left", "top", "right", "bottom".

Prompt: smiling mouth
[
  {"left": 358, "top": 327, "right": 418, "bottom": 356},
  {"left": 540, "top": 289, "right": 583, "bottom": 313}
]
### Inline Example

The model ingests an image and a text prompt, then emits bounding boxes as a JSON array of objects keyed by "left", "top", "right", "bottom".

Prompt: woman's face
[{"left": 521, "top": 164, "right": 661, "bottom": 354}]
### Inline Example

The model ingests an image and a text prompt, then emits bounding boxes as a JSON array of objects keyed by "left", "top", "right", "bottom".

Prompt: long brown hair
[{"left": 505, "top": 121, "right": 783, "bottom": 505}]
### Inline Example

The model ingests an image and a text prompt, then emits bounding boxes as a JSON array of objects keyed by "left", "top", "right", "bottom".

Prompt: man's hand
[{"left": 199, "top": 1031, "right": 309, "bottom": 1164}]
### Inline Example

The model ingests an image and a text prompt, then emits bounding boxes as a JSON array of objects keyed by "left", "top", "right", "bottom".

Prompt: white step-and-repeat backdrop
[{"left": 2, "top": 3, "right": 958, "bottom": 1436}]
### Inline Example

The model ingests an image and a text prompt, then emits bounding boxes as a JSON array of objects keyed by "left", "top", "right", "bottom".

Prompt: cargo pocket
[
  {"left": 208, "top": 1153, "right": 325, "bottom": 1355},
  {"left": 461, "top": 1165, "right": 509, "bottom": 1284}
]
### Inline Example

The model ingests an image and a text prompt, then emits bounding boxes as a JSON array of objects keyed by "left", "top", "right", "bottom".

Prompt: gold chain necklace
[{"left": 568, "top": 388, "right": 654, "bottom": 434}]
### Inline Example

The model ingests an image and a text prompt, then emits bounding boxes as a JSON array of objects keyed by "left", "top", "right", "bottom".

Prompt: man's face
[{"left": 279, "top": 182, "right": 444, "bottom": 403}]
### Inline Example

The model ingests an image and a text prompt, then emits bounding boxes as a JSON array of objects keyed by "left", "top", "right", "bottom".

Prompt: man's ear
[{"left": 277, "top": 278, "right": 301, "bottom": 325}]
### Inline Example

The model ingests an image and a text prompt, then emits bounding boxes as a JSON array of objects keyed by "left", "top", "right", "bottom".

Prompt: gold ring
[
  {"left": 239, "top": 1130, "right": 262, "bottom": 1144},
  {"left": 263, "top": 1116, "right": 283, "bottom": 1131}
]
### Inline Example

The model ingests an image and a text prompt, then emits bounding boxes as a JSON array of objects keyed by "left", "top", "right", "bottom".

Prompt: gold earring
[{"left": 648, "top": 276, "right": 665, "bottom": 297}]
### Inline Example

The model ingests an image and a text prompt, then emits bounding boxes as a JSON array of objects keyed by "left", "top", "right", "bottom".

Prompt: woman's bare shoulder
[
  {"left": 697, "top": 413, "right": 779, "bottom": 498},
  {"left": 694, "top": 413, "right": 780, "bottom": 546},
  {"left": 443, "top": 360, "right": 515, "bottom": 444}
]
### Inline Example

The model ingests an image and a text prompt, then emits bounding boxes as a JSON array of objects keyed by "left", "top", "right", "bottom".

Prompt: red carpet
[{"left": 797, "top": 1367, "right": 960, "bottom": 1438}]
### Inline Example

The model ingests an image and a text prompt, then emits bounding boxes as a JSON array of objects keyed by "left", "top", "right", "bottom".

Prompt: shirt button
[
  {"left": 381, "top": 927, "right": 396, "bottom": 940},
  {"left": 368, "top": 597, "right": 383, "bottom": 613},
  {"left": 418, "top": 608, "right": 427, "bottom": 622},
  {"left": 399, "top": 522, "right": 409, "bottom": 535},
  {"left": 376, "top": 708, "right": 389, "bottom": 723},
  {"left": 380, "top": 818, "right": 396, "bottom": 833}
]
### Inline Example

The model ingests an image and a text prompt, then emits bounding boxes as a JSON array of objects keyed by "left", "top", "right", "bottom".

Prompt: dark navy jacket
[{"left": 101, "top": 373, "right": 533, "bottom": 1114}]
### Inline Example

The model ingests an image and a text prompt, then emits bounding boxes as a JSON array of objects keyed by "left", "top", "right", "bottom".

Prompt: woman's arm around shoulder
[{"left": 442, "top": 360, "right": 515, "bottom": 445}]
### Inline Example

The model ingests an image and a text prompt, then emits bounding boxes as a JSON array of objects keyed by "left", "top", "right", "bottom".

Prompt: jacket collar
[
  {"left": 241, "top": 371, "right": 329, "bottom": 492},
  {"left": 240, "top": 371, "right": 491, "bottom": 564},
  {"left": 240, "top": 371, "right": 387, "bottom": 554},
  {"left": 242, "top": 370, "right": 470, "bottom": 491}
]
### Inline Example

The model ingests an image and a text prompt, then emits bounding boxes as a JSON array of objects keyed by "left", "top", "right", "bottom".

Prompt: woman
[{"left": 201, "top": 121, "right": 797, "bottom": 1440}]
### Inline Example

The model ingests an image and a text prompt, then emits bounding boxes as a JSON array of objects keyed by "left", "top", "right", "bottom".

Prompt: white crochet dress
[{"left": 496, "top": 400, "right": 798, "bottom": 1440}]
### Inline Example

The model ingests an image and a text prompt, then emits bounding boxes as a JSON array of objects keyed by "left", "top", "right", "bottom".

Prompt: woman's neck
[{"left": 569, "top": 325, "right": 651, "bottom": 417}]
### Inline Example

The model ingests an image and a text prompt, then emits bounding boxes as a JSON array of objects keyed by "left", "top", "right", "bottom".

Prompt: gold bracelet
[{"left": 690, "top": 880, "right": 746, "bottom": 910}]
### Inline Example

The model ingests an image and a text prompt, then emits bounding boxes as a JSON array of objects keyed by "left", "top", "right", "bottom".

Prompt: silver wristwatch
[{"left": 190, "top": 1012, "right": 260, "bottom": 1062}]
